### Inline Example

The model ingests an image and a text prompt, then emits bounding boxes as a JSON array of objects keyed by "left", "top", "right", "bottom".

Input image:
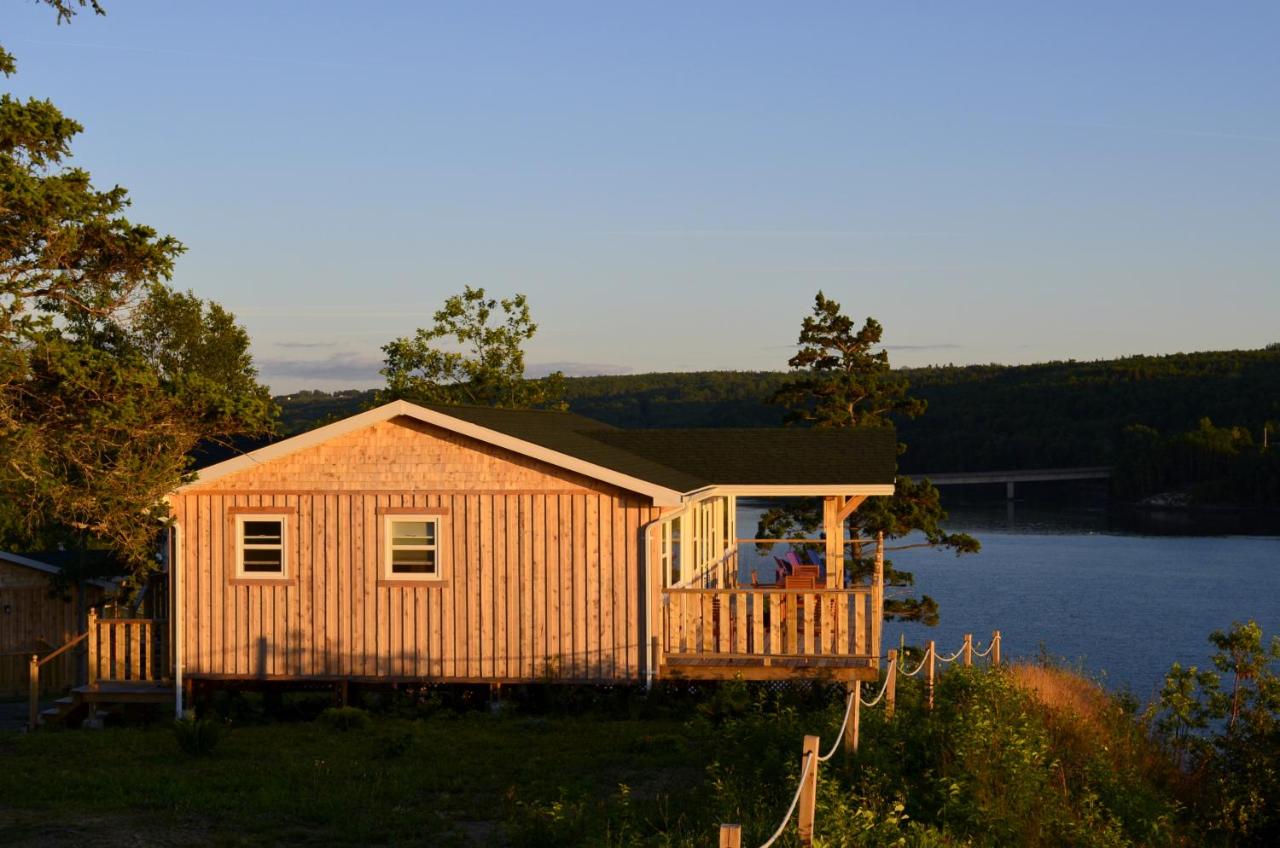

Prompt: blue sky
[{"left": 7, "top": 1, "right": 1278, "bottom": 392}]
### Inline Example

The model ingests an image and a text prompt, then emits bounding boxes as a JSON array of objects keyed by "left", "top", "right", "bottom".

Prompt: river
[{"left": 737, "top": 494, "right": 1280, "bottom": 701}]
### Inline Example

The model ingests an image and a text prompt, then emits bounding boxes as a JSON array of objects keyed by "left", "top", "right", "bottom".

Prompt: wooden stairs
[
  {"left": 27, "top": 611, "right": 173, "bottom": 730},
  {"left": 38, "top": 681, "right": 173, "bottom": 728}
]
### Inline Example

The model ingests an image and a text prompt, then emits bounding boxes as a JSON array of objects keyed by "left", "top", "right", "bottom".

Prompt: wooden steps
[{"left": 34, "top": 682, "right": 172, "bottom": 729}]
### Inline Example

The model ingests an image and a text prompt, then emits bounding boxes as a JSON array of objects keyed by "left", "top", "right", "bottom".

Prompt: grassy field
[
  {"left": 0, "top": 696, "right": 713, "bottom": 847},
  {"left": 2, "top": 663, "right": 1238, "bottom": 847}
]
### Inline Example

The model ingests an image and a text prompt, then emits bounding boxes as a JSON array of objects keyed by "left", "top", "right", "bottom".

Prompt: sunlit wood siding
[{"left": 172, "top": 416, "right": 664, "bottom": 683}]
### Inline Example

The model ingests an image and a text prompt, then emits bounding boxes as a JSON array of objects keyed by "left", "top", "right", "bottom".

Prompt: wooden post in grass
[
  {"left": 926, "top": 639, "right": 937, "bottom": 710},
  {"left": 992, "top": 630, "right": 1001, "bottom": 667},
  {"left": 890, "top": 650, "right": 901, "bottom": 717},
  {"left": 719, "top": 823, "right": 742, "bottom": 847},
  {"left": 28, "top": 654, "right": 39, "bottom": 731},
  {"left": 798, "top": 735, "right": 819, "bottom": 846},
  {"left": 845, "top": 681, "right": 861, "bottom": 754},
  {"left": 963, "top": 633, "right": 973, "bottom": 667}
]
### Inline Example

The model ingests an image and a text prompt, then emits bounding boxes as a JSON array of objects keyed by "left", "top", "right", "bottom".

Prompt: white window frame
[
  {"left": 382, "top": 514, "right": 445, "bottom": 583},
  {"left": 235, "top": 513, "right": 289, "bottom": 579}
]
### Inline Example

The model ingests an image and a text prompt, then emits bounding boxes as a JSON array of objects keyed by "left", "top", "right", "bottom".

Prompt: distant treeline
[{"left": 274, "top": 346, "right": 1280, "bottom": 504}]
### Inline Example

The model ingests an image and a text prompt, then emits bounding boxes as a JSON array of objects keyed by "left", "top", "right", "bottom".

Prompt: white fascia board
[
  {"left": 0, "top": 551, "right": 61, "bottom": 576},
  {"left": 177, "top": 400, "right": 686, "bottom": 506},
  {"left": 679, "top": 483, "right": 896, "bottom": 503},
  {"left": 0, "top": 551, "right": 118, "bottom": 589}
]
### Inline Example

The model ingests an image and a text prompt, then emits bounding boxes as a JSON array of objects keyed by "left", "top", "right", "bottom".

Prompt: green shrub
[
  {"left": 172, "top": 716, "right": 224, "bottom": 756},
  {"left": 317, "top": 706, "right": 370, "bottom": 731}
]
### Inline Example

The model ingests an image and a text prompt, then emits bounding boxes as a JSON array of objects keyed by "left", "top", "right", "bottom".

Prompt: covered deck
[{"left": 652, "top": 490, "right": 888, "bottom": 682}]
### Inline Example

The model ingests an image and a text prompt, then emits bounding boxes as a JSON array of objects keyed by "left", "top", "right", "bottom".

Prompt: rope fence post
[
  {"left": 926, "top": 640, "right": 936, "bottom": 710},
  {"left": 718, "top": 823, "right": 742, "bottom": 847},
  {"left": 992, "top": 630, "right": 1001, "bottom": 666},
  {"left": 885, "top": 650, "right": 897, "bottom": 719},
  {"left": 963, "top": 633, "right": 973, "bottom": 667},
  {"left": 798, "top": 736, "right": 819, "bottom": 846},
  {"left": 845, "top": 681, "right": 861, "bottom": 754}
]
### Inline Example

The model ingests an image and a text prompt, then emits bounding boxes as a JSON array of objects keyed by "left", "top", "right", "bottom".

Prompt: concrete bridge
[{"left": 910, "top": 466, "right": 1113, "bottom": 499}]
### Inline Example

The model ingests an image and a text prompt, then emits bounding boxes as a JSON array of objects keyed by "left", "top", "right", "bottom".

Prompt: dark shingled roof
[
  {"left": 418, "top": 404, "right": 708, "bottom": 491},
  {"left": 589, "top": 427, "right": 898, "bottom": 487},
  {"left": 193, "top": 402, "right": 898, "bottom": 493},
  {"left": 420, "top": 404, "right": 897, "bottom": 490}
]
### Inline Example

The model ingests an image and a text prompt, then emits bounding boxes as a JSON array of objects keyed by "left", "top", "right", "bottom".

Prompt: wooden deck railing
[
  {"left": 661, "top": 587, "right": 876, "bottom": 661},
  {"left": 88, "top": 609, "right": 169, "bottom": 684}
]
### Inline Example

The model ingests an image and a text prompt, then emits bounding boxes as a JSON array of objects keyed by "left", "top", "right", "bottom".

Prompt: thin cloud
[
  {"left": 599, "top": 229, "right": 953, "bottom": 239},
  {"left": 275, "top": 340, "right": 340, "bottom": 349},
  {"left": 238, "top": 306, "right": 439, "bottom": 319},
  {"left": 257, "top": 353, "right": 382, "bottom": 382},
  {"left": 999, "top": 116, "right": 1279, "bottom": 145},
  {"left": 22, "top": 38, "right": 355, "bottom": 71},
  {"left": 886, "top": 343, "right": 964, "bottom": 351}
]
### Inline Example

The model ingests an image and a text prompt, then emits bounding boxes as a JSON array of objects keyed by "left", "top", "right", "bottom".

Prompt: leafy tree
[
  {"left": 1, "top": 10, "right": 274, "bottom": 578},
  {"left": 760, "top": 292, "right": 978, "bottom": 624},
  {"left": 1154, "top": 621, "right": 1280, "bottom": 844},
  {"left": 380, "top": 286, "right": 566, "bottom": 410}
]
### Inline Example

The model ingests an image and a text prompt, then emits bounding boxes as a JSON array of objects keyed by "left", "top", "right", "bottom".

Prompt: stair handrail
[{"left": 27, "top": 629, "right": 89, "bottom": 732}]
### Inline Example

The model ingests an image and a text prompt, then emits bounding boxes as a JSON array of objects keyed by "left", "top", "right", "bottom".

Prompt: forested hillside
[{"left": 275, "top": 347, "right": 1280, "bottom": 502}]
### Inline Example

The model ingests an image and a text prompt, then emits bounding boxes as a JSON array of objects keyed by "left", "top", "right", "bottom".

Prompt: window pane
[
  {"left": 243, "top": 520, "right": 282, "bottom": 545},
  {"left": 391, "top": 521, "right": 433, "bottom": 546},
  {"left": 392, "top": 548, "right": 435, "bottom": 574},
  {"left": 243, "top": 548, "right": 283, "bottom": 572}
]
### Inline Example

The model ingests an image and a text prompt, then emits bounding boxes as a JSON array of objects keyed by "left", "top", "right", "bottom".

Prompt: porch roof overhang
[{"left": 678, "top": 483, "right": 896, "bottom": 503}]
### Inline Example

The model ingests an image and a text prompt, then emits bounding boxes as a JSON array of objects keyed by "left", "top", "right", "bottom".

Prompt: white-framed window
[
  {"left": 383, "top": 514, "right": 444, "bottom": 581},
  {"left": 235, "top": 513, "right": 288, "bottom": 578}
]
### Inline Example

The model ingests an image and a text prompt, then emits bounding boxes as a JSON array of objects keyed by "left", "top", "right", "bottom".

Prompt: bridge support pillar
[{"left": 1005, "top": 481, "right": 1015, "bottom": 500}]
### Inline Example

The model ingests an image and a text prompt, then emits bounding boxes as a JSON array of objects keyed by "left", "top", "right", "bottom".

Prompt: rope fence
[{"left": 719, "top": 629, "right": 1002, "bottom": 847}]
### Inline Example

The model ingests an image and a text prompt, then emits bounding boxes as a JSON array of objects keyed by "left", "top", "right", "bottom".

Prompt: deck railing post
[
  {"left": 886, "top": 649, "right": 897, "bottom": 719},
  {"left": 718, "top": 823, "right": 742, "bottom": 848},
  {"left": 963, "top": 633, "right": 973, "bottom": 667},
  {"left": 28, "top": 654, "right": 39, "bottom": 731},
  {"left": 798, "top": 735, "right": 819, "bottom": 846},
  {"left": 87, "top": 607, "right": 98, "bottom": 686},
  {"left": 992, "top": 630, "right": 1001, "bottom": 667},
  {"left": 926, "top": 640, "right": 936, "bottom": 710}
]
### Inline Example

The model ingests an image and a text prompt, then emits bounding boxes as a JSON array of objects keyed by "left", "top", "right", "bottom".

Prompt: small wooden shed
[
  {"left": 0, "top": 552, "right": 111, "bottom": 695},
  {"left": 166, "top": 400, "right": 897, "bottom": 696}
]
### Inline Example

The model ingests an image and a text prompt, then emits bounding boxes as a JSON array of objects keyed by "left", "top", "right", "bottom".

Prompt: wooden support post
[
  {"left": 845, "top": 681, "right": 861, "bottom": 754},
  {"left": 872, "top": 532, "right": 884, "bottom": 664},
  {"left": 86, "top": 607, "right": 98, "bottom": 686},
  {"left": 963, "top": 633, "right": 973, "bottom": 667},
  {"left": 992, "top": 630, "right": 1001, "bottom": 667},
  {"left": 886, "top": 649, "right": 897, "bottom": 719},
  {"left": 28, "top": 654, "right": 39, "bottom": 731},
  {"left": 718, "top": 823, "right": 742, "bottom": 848},
  {"left": 822, "top": 497, "right": 841, "bottom": 589},
  {"left": 926, "top": 639, "right": 936, "bottom": 710},
  {"left": 798, "top": 735, "right": 819, "bottom": 847}
]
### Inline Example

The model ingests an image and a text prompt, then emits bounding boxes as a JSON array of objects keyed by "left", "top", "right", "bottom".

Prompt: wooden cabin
[
  {"left": 161, "top": 400, "right": 897, "bottom": 701},
  {"left": 0, "top": 552, "right": 111, "bottom": 696}
]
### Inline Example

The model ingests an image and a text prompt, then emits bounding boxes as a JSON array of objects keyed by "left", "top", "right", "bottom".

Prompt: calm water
[{"left": 737, "top": 497, "right": 1280, "bottom": 700}]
